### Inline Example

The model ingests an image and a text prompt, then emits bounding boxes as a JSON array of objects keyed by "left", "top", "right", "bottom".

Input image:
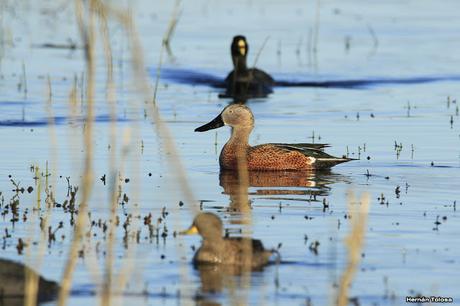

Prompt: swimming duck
[
  {"left": 221, "top": 35, "right": 274, "bottom": 100},
  {"left": 181, "top": 212, "right": 274, "bottom": 269},
  {"left": 195, "top": 104, "right": 354, "bottom": 170}
]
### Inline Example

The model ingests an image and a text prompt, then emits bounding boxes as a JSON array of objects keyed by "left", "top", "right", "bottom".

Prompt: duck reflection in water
[
  {"left": 219, "top": 169, "right": 345, "bottom": 208},
  {"left": 194, "top": 264, "right": 263, "bottom": 306}
]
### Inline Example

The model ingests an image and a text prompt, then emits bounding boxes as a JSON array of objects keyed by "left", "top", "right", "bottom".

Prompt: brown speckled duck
[
  {"left": 181, "top": 212, "right": 274, "bottom": 269},
  {"left": 195, "top": 104, "right": 353, "bottom": 170}
]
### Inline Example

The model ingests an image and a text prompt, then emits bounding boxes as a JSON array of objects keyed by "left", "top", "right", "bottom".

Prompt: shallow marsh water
[{"left": 0, "top": 1, "right": 459, "bottom": 305}]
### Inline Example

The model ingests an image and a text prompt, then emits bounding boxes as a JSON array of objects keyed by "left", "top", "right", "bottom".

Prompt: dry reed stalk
[
  {"left": 67, "top": 74, "right": 104, "bottom": 291},
  {"left": 22, "top": 61, "right": 28, "bottom": 98},
  {"left": 251, "top": 36, "right": 270, "bottom": 68},
  {"left": 35, "top": 164, "right": 42, "bottom": 209},
  {"left": 45, "top": 75, "right": 59, "bottom": 182},
  {"left": 111, "top": 3, "right": 199, "bottom": 213},
  {"left": 88, "top": 1, "right": 196, "bottom": 301},
  {"left": 24, "top": 238, "right": 39, "bottom": 305},
  {"left": 113, "top": 130, "right": 141, "bottom": 299},
  {"left": 235, "top": 147, "right": 252, "bottom": 305},
  {"left": 95, "top": 2, "right": 119, "bottom": 305},
  {"left": 152, "top": 40, "right": 164, "bottom": 105},
  {"left": 67, "top": 74, "right": 82, "bottom": 173},
  {"left": 336, "top": 191, "right": 370, "bottom": 306},
  {"left": 218, "top": 147, "right": 252, "bottom": 305},
  {"left": 24, "top": 75, "right": 60, "bottom": 306},
  {"left": 107, "top": 5, "right": 201, "bottom": 302},
  {"left": 117, "top": 7, "right": 200, "bottom": 295},
  {"left": 58, "top": 0, "right": 97, "bottom": 305},
  {"left": 163, "top": 0, "right": 182, "bottom": 60},
  {"left": 366, "top": 23, "right": 379, "bottom": 57},
  {"left": 105, "top": 129, "right": 133, "bottom": 306},
  {"left": 24, "top": 202, "right": 40, "bottom": 306},
  {"left": 241, "top": 36, "right": 270, "bottom": 95},
  {"left": 153, "top": 0, "right": 181, "bottom": 102},
  {"left": 54, "top": 1, "right": 201, "bottom": 303},
  {"left": 69, "top": 75, "right": 78, "bottom": 114},
  {"left": 94, "top": 7, "right": 143, "bottom": 300}
]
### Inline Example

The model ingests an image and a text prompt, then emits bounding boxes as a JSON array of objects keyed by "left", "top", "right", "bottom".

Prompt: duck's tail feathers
[
  {"left": 314, "top": 156, "right": 357, "bottom": 168},
  {"left": 270, "top": 143, "right": 330, "bottom": 151},
  {"left": 271, "top": 143, "right": 356, "bottom": 168}
]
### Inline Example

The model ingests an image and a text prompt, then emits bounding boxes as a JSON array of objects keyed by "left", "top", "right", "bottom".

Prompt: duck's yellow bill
[
  {"left": 179, "top": 225, "right": 198, "bottom": 235},
  {"left": 238, "top": 40, "right": 246, "bottom": 55}
]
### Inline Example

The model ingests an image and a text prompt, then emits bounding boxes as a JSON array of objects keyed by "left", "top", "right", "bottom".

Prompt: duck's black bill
[{"left": 195, "top": 114, "right": 224, "bottom": 132}]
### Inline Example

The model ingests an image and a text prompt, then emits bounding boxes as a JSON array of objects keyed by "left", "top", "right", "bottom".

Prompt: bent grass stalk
[
  {"left": 163, "top": 0, "right": 182, "bottom": 60},
  {"left": 252, "top": 36, "right": 270, "bottom": 68},
  {"left": 152, "top": 0, "right": 182, "bottom": 104}
]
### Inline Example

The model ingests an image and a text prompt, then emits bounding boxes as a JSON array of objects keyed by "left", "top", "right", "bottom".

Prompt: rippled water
[{"left": 1, "top": 1, "right": 459, "bottom": 305}]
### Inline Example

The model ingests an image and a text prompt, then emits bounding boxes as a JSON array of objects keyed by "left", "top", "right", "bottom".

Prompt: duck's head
[
  {"left": 195, "top": 104, "right": 254, "bottom": 132},
  {"left": 231, "top": 35, "right": 248, "bottom": 58},
  {"left": 180, "top": 212, "right": 223, "bottom": 240}
]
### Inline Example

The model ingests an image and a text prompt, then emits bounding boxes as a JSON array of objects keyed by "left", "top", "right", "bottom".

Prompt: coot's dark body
[{"left": 222, "top": 35, "right": 274, "bottom": 100}]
